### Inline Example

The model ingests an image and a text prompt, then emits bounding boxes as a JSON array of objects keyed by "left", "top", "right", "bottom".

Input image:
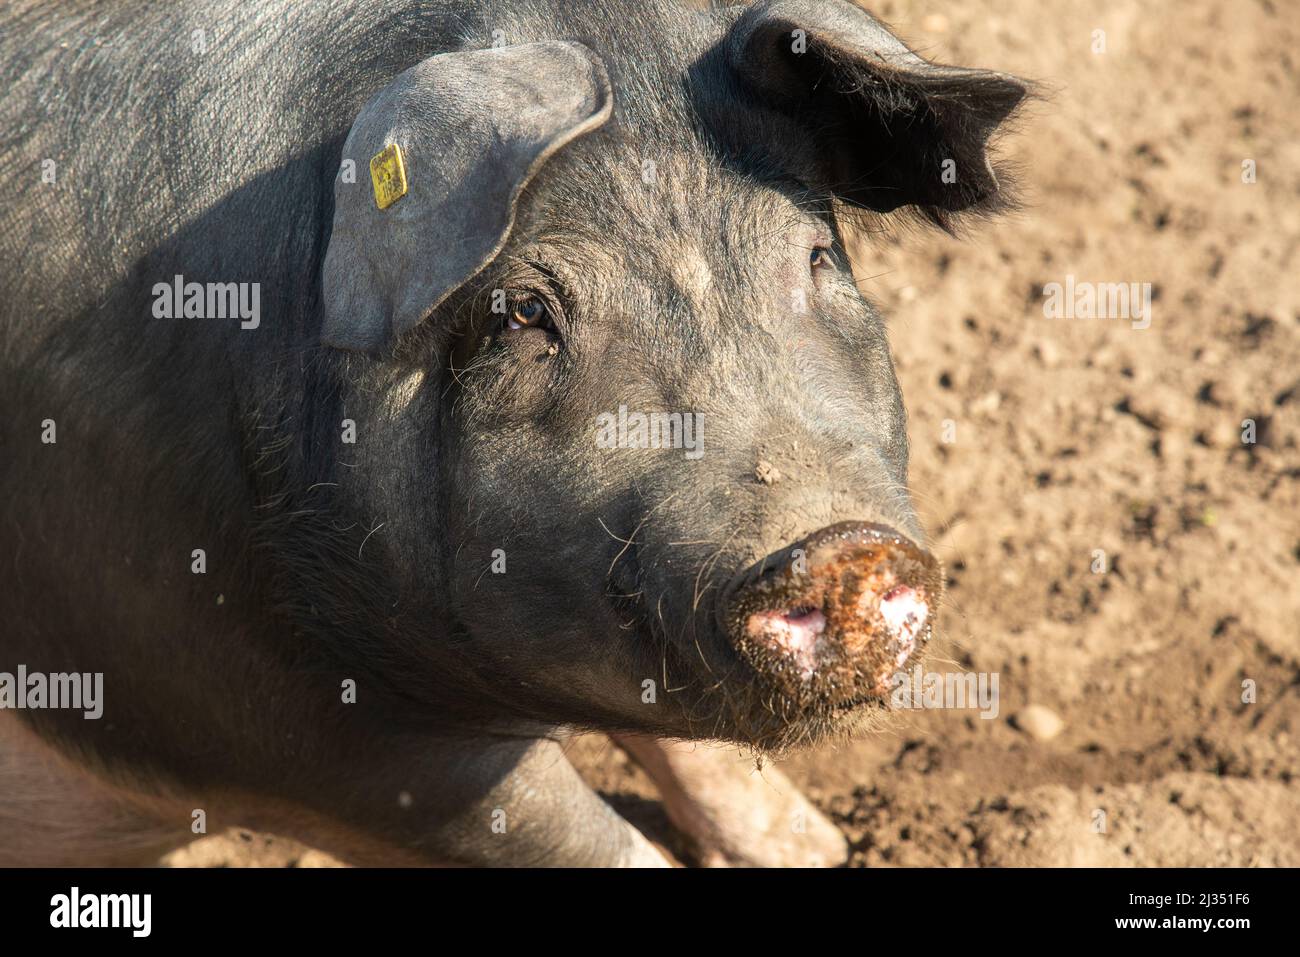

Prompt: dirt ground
[{"left": 169, "top": 0, "right": 1298, "bottom": 867}]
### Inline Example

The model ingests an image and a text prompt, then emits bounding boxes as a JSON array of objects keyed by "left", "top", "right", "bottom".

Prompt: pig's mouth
[{"left": 717, "top": 522, "right": 942, "bottom": 713}]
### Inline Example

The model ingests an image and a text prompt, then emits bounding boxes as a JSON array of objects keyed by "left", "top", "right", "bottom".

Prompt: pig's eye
[
  {"left": 809, "top": 246, "right": 833, "bottom": 271},
  {"left": 506, "top": 295, "right": 552, "bottom": 331}
]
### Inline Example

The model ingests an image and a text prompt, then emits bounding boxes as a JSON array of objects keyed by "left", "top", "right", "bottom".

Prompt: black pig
[{"left": 0, "top": 0, "right": 1024, "bottom": 866}]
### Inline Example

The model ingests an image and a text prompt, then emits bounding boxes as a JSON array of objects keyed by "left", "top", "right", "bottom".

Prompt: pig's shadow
[{"left": 599, "top": 792, "right": 690, "bottom": 865}]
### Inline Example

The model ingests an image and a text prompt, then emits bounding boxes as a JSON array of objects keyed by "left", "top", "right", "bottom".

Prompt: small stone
[
  {"left": 1014, "top": 705, "right": 1065, "bottom": 741},
  {"left": 755, "top": 460, "right": 781, "bottom": 485}
]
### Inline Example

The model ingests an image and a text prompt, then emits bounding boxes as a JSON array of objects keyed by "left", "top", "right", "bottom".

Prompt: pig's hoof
[{"left": 613, "top": 735, "right": 849, "bottom": 867}]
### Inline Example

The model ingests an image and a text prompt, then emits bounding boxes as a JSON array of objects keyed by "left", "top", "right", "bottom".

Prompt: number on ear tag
[{"left": 370, "top": 143, "right": 408, "bottom": 210}]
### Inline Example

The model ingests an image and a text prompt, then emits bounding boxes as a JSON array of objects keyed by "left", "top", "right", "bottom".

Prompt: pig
[{"left": 0, "top": 0, "right": 1025, "bottom": 866}]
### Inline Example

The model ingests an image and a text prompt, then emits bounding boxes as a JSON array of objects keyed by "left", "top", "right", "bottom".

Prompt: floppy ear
[
  {"left": 724, "top": 0, "right": 1027, "bottom": 226},
  {"left": 321, "top": 41, "right": 613, "bottom": 353}
]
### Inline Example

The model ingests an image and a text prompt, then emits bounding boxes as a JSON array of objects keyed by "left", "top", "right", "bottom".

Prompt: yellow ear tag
[{"left": 370, "top": 143, "right": 408, "bottom": 210}]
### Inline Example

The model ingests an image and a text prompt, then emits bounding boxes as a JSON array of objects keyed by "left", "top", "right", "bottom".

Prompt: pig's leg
[
  {"left": 449, "top": 736, "right": 672, "bottom": 867},
  {"left": 611, "top": 734, "right": 849, "bottom": 867},
  {"left": 222, "top": 734, "right": 671, "bottom": 868}
]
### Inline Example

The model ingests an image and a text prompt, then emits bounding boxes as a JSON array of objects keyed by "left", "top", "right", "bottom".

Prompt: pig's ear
[
  {"left": 724, "top": 0, "right": 1027, "bottom": 226},
  {"left": 321, "top": 42, "right": 612, "bottom": 353}
]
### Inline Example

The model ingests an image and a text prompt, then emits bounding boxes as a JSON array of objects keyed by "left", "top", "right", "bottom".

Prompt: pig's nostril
[
  {"left": 746, "top": 606, "right": 827, "bottom": 640},
  {"left": 745, "top": 606, "right": 829, "bottom": 679},
  {"left": 878, "top": 584, "right": 929, "bottom": 644}
]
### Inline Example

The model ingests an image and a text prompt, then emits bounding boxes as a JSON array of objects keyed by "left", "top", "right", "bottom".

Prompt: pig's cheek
[{"left": 787, "top": 263, "right": 814, "bottom": 305}]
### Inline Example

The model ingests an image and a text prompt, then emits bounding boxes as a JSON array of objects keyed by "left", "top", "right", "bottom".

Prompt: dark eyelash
[{"left": 521, "top": 259, "right": 568, "bottom": 300}]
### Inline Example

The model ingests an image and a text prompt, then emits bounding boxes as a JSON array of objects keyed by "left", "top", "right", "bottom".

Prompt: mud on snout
[{"left": 717, "top": 521, "right": 944, "bottom": 715}]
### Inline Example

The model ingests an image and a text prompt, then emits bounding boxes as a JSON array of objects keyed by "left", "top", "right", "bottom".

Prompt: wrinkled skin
[{"left": 0, "top": 0, "right": 1021, "bottom": 865}]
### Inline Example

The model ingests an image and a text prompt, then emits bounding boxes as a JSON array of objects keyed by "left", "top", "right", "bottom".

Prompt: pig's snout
[{"left": 719, "top": 522, "right": 943, "bottom": 708}]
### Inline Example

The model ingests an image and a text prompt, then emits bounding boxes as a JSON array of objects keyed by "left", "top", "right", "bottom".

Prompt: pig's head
[{"left": 317, "top": 0, "right": 1025, "bottom": 752}]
